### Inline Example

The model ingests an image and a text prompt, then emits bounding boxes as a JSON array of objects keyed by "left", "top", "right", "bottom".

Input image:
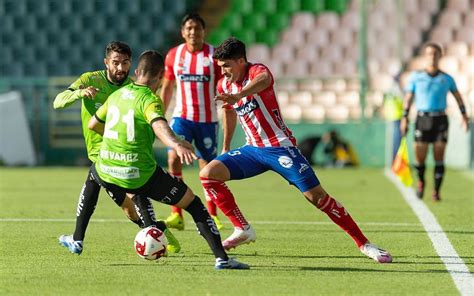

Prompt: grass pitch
[{"left": 0, "top": 167, "right": 472, "bottom": 295}]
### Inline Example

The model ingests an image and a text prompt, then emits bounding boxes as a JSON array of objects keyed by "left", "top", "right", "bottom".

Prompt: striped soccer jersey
[
  {"left": 164, "top": 43, "right": 220, "bottom": 123},
  {"left": 217, "top": 63, "right": 297, "bottom": 148}
]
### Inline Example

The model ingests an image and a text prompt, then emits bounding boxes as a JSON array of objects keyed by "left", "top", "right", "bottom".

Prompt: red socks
[
  {"left": 207, "top": 200, "right": 217, "bottom": 216},
  {"left": 200, "top": 177, "right": 248, "bottom": 229},
  {"left": 317, "top": 195, "right": 368, "bottom": 248}
]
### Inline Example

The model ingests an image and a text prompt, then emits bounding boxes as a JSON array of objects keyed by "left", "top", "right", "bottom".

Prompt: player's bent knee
[
  {"left": 174, "top": 188, "right": 195, "bottom": 209},
  {"left": 121, "top": 197, "right": 139, "bottom": 221},
  {"left": 199, "top": 160, "right": 229, "bottom": 181},
  {"left": 304, "top": 185, "right": 327, "bottom": 206}
]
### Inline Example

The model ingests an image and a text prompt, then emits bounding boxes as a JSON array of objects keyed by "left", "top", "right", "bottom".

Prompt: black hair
[
  {"left": 422, "top": 42, "right": 443, "bottom": 55},
  {"left": 181, "top": 12, "right": 205, "bottom": 29},
  {"left": 105, "top": 40, "right": 132, "bottom": 58},
  {"left": 137, "top": 50, "right": 164, "bottom": 77},
  {"left": 213, "top": 37, "right": 247, "bottom": 61}
]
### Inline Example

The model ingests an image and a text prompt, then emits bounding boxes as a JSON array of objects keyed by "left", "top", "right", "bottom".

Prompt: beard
[{"left": 109, "top": 70, "right": 130, "bottom": 85}]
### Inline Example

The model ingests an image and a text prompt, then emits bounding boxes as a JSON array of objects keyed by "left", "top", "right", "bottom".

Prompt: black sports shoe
[{"left": 416, "top": 181, "right": 425, "bottom": 199}]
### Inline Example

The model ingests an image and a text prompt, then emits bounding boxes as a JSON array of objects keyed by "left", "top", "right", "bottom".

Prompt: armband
[{"left": 459, "top": 105, "right": 466, "bottom": 114}]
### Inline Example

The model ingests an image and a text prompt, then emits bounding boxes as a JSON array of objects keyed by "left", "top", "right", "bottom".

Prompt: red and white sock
[
  {"left": 317, "top": 195, "right": 368, "bottom": 248},
  {"left": 170, "top": 172, "right": 183, "bottom": 217},
  {"left": 200, "top": 177, "right": 248, "bottom": 229}
]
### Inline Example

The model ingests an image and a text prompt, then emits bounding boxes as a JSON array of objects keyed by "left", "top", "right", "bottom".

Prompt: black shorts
[
  {"left": 414, "top": 113, "right": 448, "bottom": 143},
  {"left": 91, "top": 165, "right": 188, "bottom": 206},
  {"left": 87, "top": 166, "right": 126, "bottom": 206}
]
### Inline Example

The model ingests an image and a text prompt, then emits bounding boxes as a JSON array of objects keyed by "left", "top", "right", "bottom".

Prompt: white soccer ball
[{"left": 134, "top": 226, "right": 168, "bottom": 260}]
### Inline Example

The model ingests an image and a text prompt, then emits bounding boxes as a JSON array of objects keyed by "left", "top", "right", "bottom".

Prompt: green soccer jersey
[
  {"left": 95, "top": 83, "right": 166, "bottom": 189},
  {"left": 53, "top": 70, "right": 132, "bottom": 162}
]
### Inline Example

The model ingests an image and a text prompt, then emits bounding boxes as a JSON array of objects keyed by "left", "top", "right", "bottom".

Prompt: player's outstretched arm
[
  {"left": 54, "top": 86, "right": 99, "bottom": 109},
  {"left": 214, "top": 71, "right": 272, "bottom": 105},
  {"left": 151, "top": 119, "right": 197, "bottom": 165}
]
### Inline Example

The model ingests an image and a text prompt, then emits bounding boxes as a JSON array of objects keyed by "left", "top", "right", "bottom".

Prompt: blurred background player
[
  {"left": 54, "top": 41, "right": 143, "bottom": 254},
  {"left": 199, "top": 37, "right": 392, "bottom": 263},
  {"left": 88, "top": 50, "right": 249, "bottom": 269},
  {"left": 161, "top": 13, "right": 223, "bottom": 230},
  {"left": 400, "top": 42, "right": 469, "bottom": 201}
]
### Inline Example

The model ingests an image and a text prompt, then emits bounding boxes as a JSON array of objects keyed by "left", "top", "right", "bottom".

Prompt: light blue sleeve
[
  {"left": 447, "top": 74, "right": 458, "bottom": 93},
  {"left": 404, "top": 72, "right": 417, "bottom": 93}
]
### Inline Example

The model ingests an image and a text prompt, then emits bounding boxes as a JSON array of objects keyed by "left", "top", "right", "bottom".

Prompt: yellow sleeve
[{"left": 144, "top": 101, "right": 166, "bottom": 124}]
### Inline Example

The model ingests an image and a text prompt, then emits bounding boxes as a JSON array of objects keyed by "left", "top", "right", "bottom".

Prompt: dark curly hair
[{"left": 213, "top": 37, "right": 247, "bottom": 61}]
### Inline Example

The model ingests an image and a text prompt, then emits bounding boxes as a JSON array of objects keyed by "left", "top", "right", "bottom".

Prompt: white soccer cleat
[
  {"left": 222, "top": 225, "right": 256, "bottom": 251},
  {"left": 215, "top": 257, "right": 250, "bottom": 270},
  {"left": 360, "top": 242, "right": 392, "bottom": 263},
  {"left": 59, "top": 234, "right": 83, "bottom": 255}
]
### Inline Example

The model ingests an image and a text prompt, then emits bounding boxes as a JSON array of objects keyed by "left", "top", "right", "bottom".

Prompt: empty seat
[
  {"left": 253, "top": 0, "right": 277, "bottom": 13},
  {"left": 323, "top": 79, "right": 347, "bottom": 92},
  {"left": 276, "top": 79, "right": 298, "bottom": 91},
  {"left": 272, "top": 44, "right": 295, "bottom": 62},
  {"left": 291, "top": 12, "right": 315, "bottom": 32},
  {"left": 333, "top": 59, "right": 357, "bottom": 77},
  {"left": 285, "top": 60, "right": 309, "bottom": 77},
  {"left": 419, "top": 0, "right": 440, "bottom": 14},
  {"left": 276, "top": 0, "right": 301, "bottom": 14},
  {"left": 340, "top": 11, "right": 359, "bottom": 30},
  {"left": 349, "top": 106, "right": 362, "bottom": 120},
  {"left": 337, "top": 91, "right": 360, "bottom": 107},
  {"left": 301, "top": 0, "right": 325, "bottom": 13},
  {"left": 453, "top": 74, "right": 469, "bottom": 93},
  {"left": 459, "top": 56, "right": 474, "bottom": 75},
  {"left": 330, "top": 28, "right": 354, "bottom": 46},
  {"left": 242, "top": 13, "right": 266, "bottom": 31},
  {"left": 247, "top": 44, "right": 271, "bottom": 63},
  {"left": 277, "top": 91, "right": 290, "bottom": 105},
  {"left": 455, "top": 27, "right": 474, "bottom": 43},
  {"left": 255, "top": 29, "right": 279, "bottom": 46},
  {"left": 313, "top": 91, "right": 337, "bottom": 107},
  {"left": 302, "top": 105, "right": 326, "bottom": 122},
  {"left": 266, "top": 60, "right": 284, "bottom": 78},
  {"left": 266, "top": 13, "right": 289, "bottom": 31},
  {"left": 309, "top": 60, "right": 333, "bottom": 77},
  {"left": 316, "top": 12, "right": 339, "bottom": 30},
  {"left": 464, "top": 13, "right": 474, "bottom": 27},
  {"left": 402, "top": 0, "right": 419, "bottom": 13},
  {"left": 281, "top": 104, "right": 302, "bottom": 122},
  {"left": 326, "top": 105, "right": 350, "bottom": 122},
  {"left": 306, "top": 28, "right": 329, "bottom": 45},
  {"left": 438, "top": 10, "right": 463, "bottom": 28},
  {"left": 439, "top": 56, "right": 459, "bottom": 73},
  {"left": 430, "top": 28, "right": 453, "bottom": 44},
  {"left": 295, "top": 44, "right": 319, "bottom": 63},
  {"left": 446, "top": 42, "right": 469, "bottom": 56},
  {"left": 298, "top": 79, "right": 323, "bottom": 91},
  {"left": 320, "top": 46, "right": 343, "bottom": 61},
  {"left": 290, "top": 91, "right": 313, "bottom": 106},
  {"left": 281, "top": 28, "right": 306, "bottom": 46},
  {"left": 446, "top": 0, "right": 470, "bottom": 11},
  {"left": 370, "top": 74, "right": 393, "bottom": 91}
]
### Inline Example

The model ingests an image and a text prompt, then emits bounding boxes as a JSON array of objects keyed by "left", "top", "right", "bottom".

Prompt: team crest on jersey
[
  {"left": 202, "top": 57, "right": 211, "bottom": 67},
  {"left": 278, "top": 156, "right": 293, "bottom": 168}
]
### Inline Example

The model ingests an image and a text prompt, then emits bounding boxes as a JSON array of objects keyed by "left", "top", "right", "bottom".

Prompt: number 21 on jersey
[{"left": 103, "top": 106, "right": 135, "bottom": 142}]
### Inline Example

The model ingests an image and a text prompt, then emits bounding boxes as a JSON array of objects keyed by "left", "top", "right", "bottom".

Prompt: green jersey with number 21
[{"left": 95, "top": 83, "right": 165, "bottom": 189}]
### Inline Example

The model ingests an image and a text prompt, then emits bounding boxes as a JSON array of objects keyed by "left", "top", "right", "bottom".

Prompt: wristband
[
  {"left": 459, "top": 105, "right": 466, "bottom": 114},
  {"left": 403, "top": 109, "right": 410, "bottom": 118}
]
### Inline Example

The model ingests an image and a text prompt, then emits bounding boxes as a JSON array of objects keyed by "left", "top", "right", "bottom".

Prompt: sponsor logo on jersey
[
  {"left": 178, "top": 74, "right": 210, "bottom": 82},
  {"left": 278, "top": 156, "right": 293, "bottom": 168},
  {"left": 299, "top": 163, "right": 309, "bottom": 174},
  {"left": 99, "top": 164, "right": 140, "bottom": 179},
  {"left": 235, "top": 100, "right": 259, "bottom": 116}
]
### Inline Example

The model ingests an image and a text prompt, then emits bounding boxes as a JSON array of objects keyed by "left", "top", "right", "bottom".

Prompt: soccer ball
[{"left": 134, "top": 226, "right": 168, "bottom": 260}]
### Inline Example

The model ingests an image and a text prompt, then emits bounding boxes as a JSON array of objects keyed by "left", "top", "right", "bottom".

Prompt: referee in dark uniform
[{"left": 400, "top": 42, "right": 469, "bottom": 201}]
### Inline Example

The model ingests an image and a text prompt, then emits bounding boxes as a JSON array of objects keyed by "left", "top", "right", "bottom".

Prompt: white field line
[
  {"left": 0, "top": 218, "right": 420, "bottom": 227},
  {"left": 386, "top": 169, "right": 473, "bottom": 296}
]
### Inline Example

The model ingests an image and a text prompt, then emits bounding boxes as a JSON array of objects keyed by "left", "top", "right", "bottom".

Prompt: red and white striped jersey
[
  {"left": 164, "top": 43, "right": 221, "bottom": 123},
  {"left": 217, "top": 63, "right": 297, "bottom": 148}
]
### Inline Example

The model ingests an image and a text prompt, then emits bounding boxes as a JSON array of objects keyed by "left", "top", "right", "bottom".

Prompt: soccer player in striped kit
[
  {"left": 161, "top": 13, "right": 223, "bottom": 230},
  {"left": 199, "top": 37, "right": 393, "bottom": 263}
]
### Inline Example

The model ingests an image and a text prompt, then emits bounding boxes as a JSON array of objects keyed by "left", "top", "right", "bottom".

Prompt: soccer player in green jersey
[
  {"left": 55, "top": 41, "right": 168, "bottom": 255},
  {"left": 88, "top": 50, "right": 249, "bottom": 269}
]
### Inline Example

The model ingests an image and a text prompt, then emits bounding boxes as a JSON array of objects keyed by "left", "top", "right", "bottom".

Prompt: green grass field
[{"left": 0, "top": 167, "right": 472, "bottom": 295}]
